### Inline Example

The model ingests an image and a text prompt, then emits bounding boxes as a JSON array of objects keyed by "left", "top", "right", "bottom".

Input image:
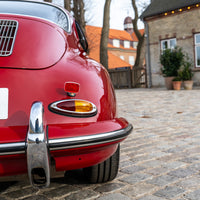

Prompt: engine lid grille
[{"left": 0, "top": 20, "right": 18, "bottom": 56}]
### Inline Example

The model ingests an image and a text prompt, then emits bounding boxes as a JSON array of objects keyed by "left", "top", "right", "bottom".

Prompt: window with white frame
[
  {"left": 195, "top": 33, "right": 200, "bottom": 67},
  {"left": 129, "top": 56, "right": 135, "bottom": 65},
  {"left": 113, "top": 39, "right": 120, "bottom": 48},
  {"left": 161, "top": 38, "right": 176, "bottom": 51},
  {"left": 120, "top": 55, "right": 124, "bottom": 60},
  {"left": 124, "top": 40, "right": 130, "bottom": 48},
  {"left": 133, "top": 42, "right": 138, "bottom": 48}
]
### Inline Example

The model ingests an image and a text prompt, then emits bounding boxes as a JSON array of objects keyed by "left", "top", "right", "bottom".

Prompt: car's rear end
[{"left": 0, "top": 0, "right": 132, "bottom": 188}]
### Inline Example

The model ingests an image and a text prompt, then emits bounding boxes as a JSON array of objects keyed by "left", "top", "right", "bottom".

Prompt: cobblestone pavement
[{"left": 1, "top": 88, "right": 200, "bottom": 199}]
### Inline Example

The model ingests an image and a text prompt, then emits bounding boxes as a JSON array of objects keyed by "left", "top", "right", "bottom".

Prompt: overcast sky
[{"left": 53, "top": 0, "right": 150, "bottom": 30}]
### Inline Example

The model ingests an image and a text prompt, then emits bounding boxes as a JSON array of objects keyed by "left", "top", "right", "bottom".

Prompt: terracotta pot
[
  {"left": 173, "top": 81, "right": 182, "bottom": 90},
  {"left": 164, "top": 77, "right": 175, "bottom": 90},
  {"left": 183, "top": 80, "right": 193, "bottom": 90}
]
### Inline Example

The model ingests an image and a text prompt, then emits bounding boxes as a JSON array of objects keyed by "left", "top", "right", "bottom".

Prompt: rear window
[{"left": 0, "top": 0, "right": 70, "bottom": 32}]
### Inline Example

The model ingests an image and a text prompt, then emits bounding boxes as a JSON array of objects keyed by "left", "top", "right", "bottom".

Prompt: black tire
[{"left": 83, "top": 145, "right": 120, "bottom": 183}]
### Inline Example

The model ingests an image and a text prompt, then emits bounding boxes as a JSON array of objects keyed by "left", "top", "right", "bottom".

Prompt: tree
[
  {"left": 100, "top": 0, "right": 112, "bottom": 69},
  {"left": 73, "top": 0, "right": 86, "bottom": 35},
  {"left": 131, "top": 0, "right": 145, "bottom": 69},
  {"left": 63, "top": 0, "right": 86, "bottom": 35},
  {"left": 64, "top": 0, "right": 71, "bottom": 12}
]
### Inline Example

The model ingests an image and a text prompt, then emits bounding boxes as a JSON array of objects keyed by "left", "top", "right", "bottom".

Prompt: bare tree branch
[
  {"left": 100, "top": 0, "right": 112, "bottom": 69},
  {"left": 73, "top": 0, "right": 86, "bottom": 35},
  {"left": 131, "top": 0, "right": 145, "bottom": 68}
]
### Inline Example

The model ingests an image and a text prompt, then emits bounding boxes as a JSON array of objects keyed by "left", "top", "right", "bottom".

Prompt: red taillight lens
[
  {"left": 64, "top": 82, "right": 80, "bottom": 93},
  {"left": 49, "top": 99, "right": 97, "bottom": 117},
  {"left": 57, "top": 100, "right": 75, "bottom": 111}
]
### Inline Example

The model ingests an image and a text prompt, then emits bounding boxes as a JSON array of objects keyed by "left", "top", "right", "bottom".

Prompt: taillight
[{"left": 49, "top": 99, "right": 97, "bottom": 117}]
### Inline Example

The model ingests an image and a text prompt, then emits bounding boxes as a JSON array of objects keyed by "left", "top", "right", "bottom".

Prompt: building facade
[{"left": 142, "top": 0, "right": 200, "bottom": 87}]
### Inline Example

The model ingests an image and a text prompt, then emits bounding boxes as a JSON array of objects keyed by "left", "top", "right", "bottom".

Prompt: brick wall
[{"left": 147, "top": 8, "right": 200, "bottom": 87}]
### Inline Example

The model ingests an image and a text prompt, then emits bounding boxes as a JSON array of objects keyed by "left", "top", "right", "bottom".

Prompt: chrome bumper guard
[{"left": 26, "top": 102, "right": 50, "bottom": 188}]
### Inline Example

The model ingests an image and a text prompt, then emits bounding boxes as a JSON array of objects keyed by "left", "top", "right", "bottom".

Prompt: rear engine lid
[{"left": 0, "top": 17, "right": 66, "bottom": 69}]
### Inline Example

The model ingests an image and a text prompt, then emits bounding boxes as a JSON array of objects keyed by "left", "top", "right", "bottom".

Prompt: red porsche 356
[{"left": 0, "top": 0, "right": 132, "bottom": 187}]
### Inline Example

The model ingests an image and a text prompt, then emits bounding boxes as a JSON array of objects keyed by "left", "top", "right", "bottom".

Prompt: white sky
[{"left": 53, "top": 0, "right": 150, "bottom": 30}]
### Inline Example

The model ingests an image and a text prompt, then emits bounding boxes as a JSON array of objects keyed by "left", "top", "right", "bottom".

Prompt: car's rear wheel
[{"left": 83, "top": 145, "right": 120, "bottom": 183}]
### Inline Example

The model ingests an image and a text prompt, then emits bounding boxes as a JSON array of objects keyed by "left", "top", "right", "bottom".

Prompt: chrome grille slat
[{"left": 0, "top": 20, "right": 18, "bottom": 56}]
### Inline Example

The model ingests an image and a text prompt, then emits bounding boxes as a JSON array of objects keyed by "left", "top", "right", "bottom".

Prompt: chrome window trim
[{"left": 0, "top": 1, "right": 71, "bottom": 33}]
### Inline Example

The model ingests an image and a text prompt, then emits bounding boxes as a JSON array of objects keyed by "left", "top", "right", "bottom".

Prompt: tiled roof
[
  {"left": 86, "top": 25, "right": 134, "bottom": 68},
  {"left": 141, "top": 0, "right": 200, "bottom": 19},
  {"left": 109, "top": 29, "right": 134, "bottom": 41},
  {"left": 86, "top": 25, "right": 135, "bottom": 42}
]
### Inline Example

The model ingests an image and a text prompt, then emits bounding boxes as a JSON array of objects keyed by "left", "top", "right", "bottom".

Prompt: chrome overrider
[{"left": 26, "top": 102, "right": 50, "bottom": 188}]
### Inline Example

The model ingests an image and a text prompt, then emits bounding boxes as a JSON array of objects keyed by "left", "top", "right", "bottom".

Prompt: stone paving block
[
  {"left": 0, "top": 197, "right": 7, "bottom": 200},
  {"left": 94, "top": 183, "right": 125, "bottom": 193},
  {"left": 184, "top": 189, "right": 200, "bottom": 200},
  {"left": 187, "top": 162, "right": 200, "bottom": 171},
  {"left": 64, "top": 189, "right": 99, "bottom": 200},
  {"left": 96, "top": 193, "right": 132, "bottom": 200},
  {"left": 21, "top": 195, "right": 49, "bottom": 200},
  {"left": 119, "top": 173, "right": 152, "bottom": 184},
  {"left": 121, "top": 182, "right": 157, "bottom": 198},
  {"left": 161, "top": 161, "right": 187, "bottom": 170},
  {"left": 147, "top": 175, "right": 177, "bottom": 187},
  {"left": 179, "top": 156, "right": 200, "bottom": 163},
  {"left": 139, "top": 160, "right": 165, "bottom": 169},
  {"left": 120, "top": 165, "right": 146, "bottom": 174},
  {"left": 176, "top": 177, "right": 200, "bottom": 189},
  {"left": 153, "top": 186, "right": 185, "bottom": 199},
  {"left": 42, "top": 185, "right": 80, "bottom": 199},
  {"left": 167, "top": 167, "right": 197, "bottom": 178},
  {"left": 138, "top": 195, "right": 167, "bottom": 200},
  {"left": 119, "top": 160, "right": 135, "bottom": 168},
  {"left": 146, "top": 167, "right": 169, "bottom": 176}
]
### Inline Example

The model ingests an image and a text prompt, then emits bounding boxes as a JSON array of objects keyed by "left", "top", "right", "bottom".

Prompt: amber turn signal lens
[{"left": 49, "top": 99, "right": 97, "bottom": 117}]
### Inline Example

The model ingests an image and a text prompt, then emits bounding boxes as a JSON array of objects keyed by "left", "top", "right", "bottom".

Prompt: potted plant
[
  {"left": 179, "top": 57, "right": 193, "bottom": 90},
  {"left": 172, "top": 76, "right": 182, "bottom": 90},
  {"left": 160, "top": 47, "right": 184, "bottom": 90}
]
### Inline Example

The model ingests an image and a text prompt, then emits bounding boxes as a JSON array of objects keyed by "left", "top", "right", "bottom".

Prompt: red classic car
[{"left": 0, "top": 0, "right": 132, "bottom": 188}]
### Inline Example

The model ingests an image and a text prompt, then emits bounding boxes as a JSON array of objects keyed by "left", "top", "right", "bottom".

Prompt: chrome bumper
[{"left": 0, "top": 102, "right": 133, "bottom": 188}]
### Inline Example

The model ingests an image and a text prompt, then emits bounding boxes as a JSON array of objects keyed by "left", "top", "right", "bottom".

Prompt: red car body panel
[
  {"left": 0, "top": 15, "right": 66, "bottom": 69},
  {"left": 0, "top": 0, "right": 132, "bottom": 187}
]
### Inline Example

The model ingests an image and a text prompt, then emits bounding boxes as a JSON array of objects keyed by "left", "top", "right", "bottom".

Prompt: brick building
[{"left": 141, "top": 0, "right": 200, "bottom": 87}]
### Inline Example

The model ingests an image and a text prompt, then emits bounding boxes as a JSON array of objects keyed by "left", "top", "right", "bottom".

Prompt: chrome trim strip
[
  {"left": 0, "top": 142, "right": 25, "bottom": 155},
  {"left": 0, "top": 124, "right": 132, "bottom": 155},
  {"left": 49, "top": 124, "right": 133, "bottom": 151}
]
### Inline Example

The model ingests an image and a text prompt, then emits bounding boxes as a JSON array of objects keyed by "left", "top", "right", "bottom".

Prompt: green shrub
[
  {"left": 160, "top": 47, "right": 184, "bottom": 77},
  {"left": 179, "top": 57, "right": 193, "bottom": 81}
]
